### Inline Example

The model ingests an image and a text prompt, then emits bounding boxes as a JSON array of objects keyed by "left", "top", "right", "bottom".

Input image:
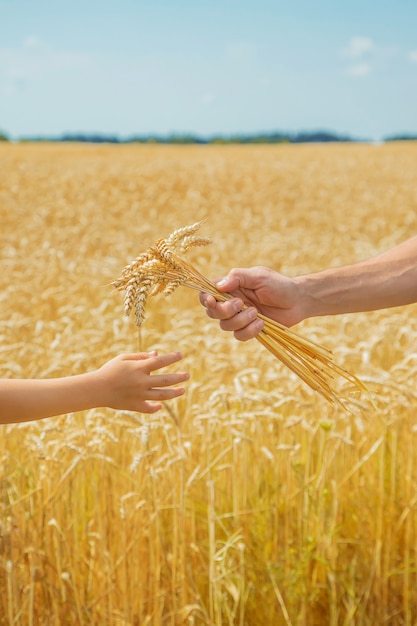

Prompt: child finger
[
  {"left": 150, "top": 372, "right": 189, "bottom": 387},
  {"left": 146, "top": 387, "right": 186, "bottom": 400},
  {"left": 148, "top": 351, "right": 184, "bottom": 371}
]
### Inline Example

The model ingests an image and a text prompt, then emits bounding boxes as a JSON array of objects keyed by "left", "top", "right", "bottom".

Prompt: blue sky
[{"left": 1, "top": 0, "right": 416, "bottom": 140}]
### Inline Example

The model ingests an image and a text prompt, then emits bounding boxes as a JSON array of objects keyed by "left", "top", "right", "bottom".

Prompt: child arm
[{"left": 0, "top": 352, "right": 188, "bottom": 424}]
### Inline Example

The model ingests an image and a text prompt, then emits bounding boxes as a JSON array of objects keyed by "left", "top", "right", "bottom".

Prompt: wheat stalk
[{"left": 112, "top": 221, "right": 369, "bottom": 407}]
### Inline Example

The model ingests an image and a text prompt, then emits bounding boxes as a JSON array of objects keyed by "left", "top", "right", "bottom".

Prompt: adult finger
[
  {"left": 204, "top": 298, "right": 244, "bottom": 321},
  {"left": 199, "top": 292, "right": 217, "bottom": 308},
  {"left": 233, "top": 318, "right": 265, "bottom": 342},
  {"left": 218, "top": 307, "right": 259, "bottom": 332},
  {"left": 215, "top": 272, "right": 242, "bottom": 292}
]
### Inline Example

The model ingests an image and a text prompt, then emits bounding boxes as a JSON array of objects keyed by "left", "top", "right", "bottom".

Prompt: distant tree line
[
  {"left": 1, "top": 128, "right": 417, "bottom": 144},
  {"left": 383, "top": 133, "right": 417, "bottom": 142}
]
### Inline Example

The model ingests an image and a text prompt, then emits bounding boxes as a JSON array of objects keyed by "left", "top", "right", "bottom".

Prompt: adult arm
[{"left": 200, "top": 235, "right": 417, "bottom": 340}]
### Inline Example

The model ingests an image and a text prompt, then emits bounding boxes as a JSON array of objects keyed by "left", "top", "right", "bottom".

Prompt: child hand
[{"left": 94, "top": 351, "right": 189, "bottom": 413}]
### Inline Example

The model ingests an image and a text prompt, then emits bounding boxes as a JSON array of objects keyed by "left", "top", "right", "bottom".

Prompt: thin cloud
[
  {"left": 0, "top": 36, "right": 94, "bottom": 94},
  {"left": 343, "top": 36, "right": 375, "bottom": 59},
  {"left": 346, "top": 63, "right": 372, "bottom": 77},
  {"left": 342, "top": 36, "right": 375, "bottom": 78},
  {"left": 409, "top": 50, "right": 417, "bottom": 63},
  {"left": 23, "top": 35, "right": 51, "bottom": 51}
]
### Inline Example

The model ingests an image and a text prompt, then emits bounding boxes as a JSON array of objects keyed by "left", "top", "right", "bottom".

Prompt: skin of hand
[
  {"left": 91, "top": 351, "right": 188, "bottom": 413},
  {"left": 199, "top": 266, "right": 305, "bottom": 341},
  {"left": 200, "top": 236, "right": 417, "bottom": 342},
  {"left": 0, "top": 351, "right": 189, "bottom": 424}
]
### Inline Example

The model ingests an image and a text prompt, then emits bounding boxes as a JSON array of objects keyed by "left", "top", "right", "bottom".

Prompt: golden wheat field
[{"left": 1, "top": 141, "right": 417, "bottom": 626}]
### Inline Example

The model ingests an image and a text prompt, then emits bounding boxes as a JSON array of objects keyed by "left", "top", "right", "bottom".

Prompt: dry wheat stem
[{"left": 112, "top": 221, "right": 368, "bottom": 406}]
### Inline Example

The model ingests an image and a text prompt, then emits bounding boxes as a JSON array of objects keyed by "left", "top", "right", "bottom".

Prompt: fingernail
[
  {"left": 148, "top": 350, "right": 158, "bottom": 356},
  {"left": 248, "top": 308, "right": 258, "bottom": 320},
  {"left": 254, "top": 319, "right": 264, "bottom": 332},
  {"left": 216, "top": 278, "right": 226, "bottom": 287},
  {"left": 233, "top": 299, "right": 243, "bottom": 312}
]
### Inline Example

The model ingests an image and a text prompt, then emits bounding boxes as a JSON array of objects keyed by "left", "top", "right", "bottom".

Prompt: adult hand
[{"left": 200, "top": 266, "right": 307, "bottom": 341}]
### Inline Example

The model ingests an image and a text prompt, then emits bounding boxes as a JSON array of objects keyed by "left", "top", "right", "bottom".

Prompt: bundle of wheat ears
[{"left": 112, "top": 221, "right": 368, "bottom": 407}]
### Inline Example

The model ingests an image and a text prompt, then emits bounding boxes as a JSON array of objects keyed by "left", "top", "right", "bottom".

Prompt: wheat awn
[{"left": 112, "top": 221, "right": 369, "bottom": 407}]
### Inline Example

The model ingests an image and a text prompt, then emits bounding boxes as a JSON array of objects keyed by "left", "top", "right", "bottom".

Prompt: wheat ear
[{"left": 112, "top": 221, "right": 369, "bottom": 407}]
